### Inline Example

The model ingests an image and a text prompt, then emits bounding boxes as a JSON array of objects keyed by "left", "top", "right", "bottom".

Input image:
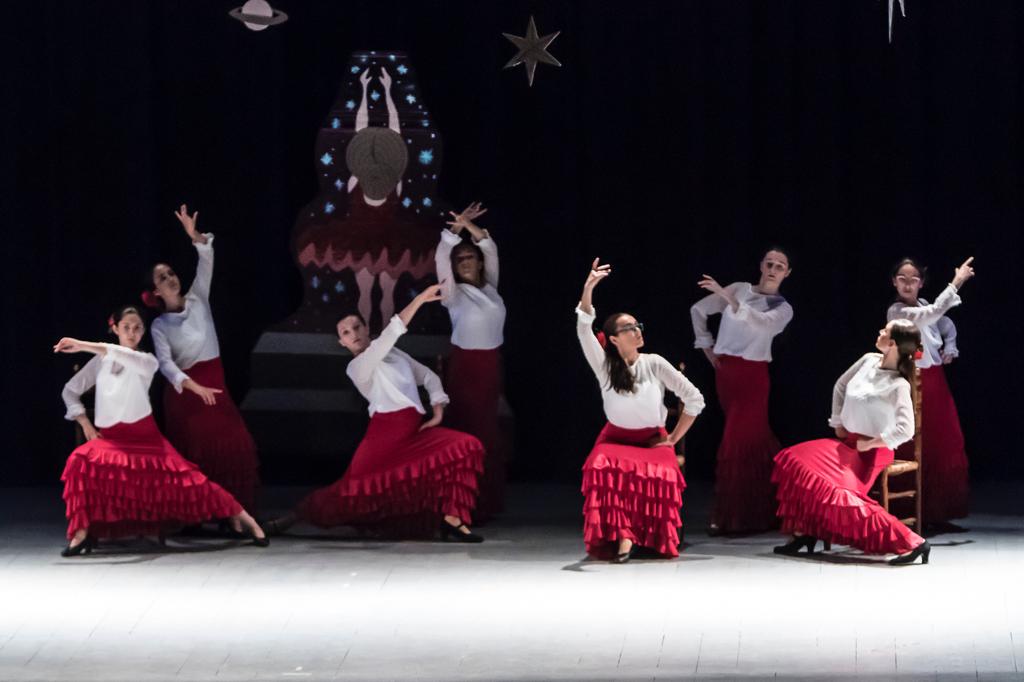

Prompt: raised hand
[
  {"left": 697, "top": 274, "right": 727, "bottom": 298},
  {"left": 173, "top": 204, "right": 205, "bottom": 244},
  {"left": 416, "top": 283, "right": 445, "bottom": 304},
  {"left": 951, "top": 256, "right": 975, "bottom": 289},
  {"left": 379, "top": 66, "right": 392, "bottom": 90},
  {"left": 53, "top": 337, "right": 85, "bottom": 354},
  {"left": 584, "top": 258, "right": 612, "bottom": 291},
  {"left": 359, "top": 68, "right": 371, "bottom": 88},
  {"left": 446, "top": 202, "right": 488, "bottom": 234}
]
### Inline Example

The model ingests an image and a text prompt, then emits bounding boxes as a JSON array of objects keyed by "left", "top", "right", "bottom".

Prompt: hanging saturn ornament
[{"left": 229, "top": 0, "right": 288, "bottom": 31}]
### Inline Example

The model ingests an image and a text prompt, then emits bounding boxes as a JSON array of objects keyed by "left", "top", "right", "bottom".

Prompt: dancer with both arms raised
[
  {"left": 690, "top": 248, "right": 793, "bottom": 535},
  {"left": 146, "top": 205, "right": 260, "bottom": 519},
  {"left": 268, "top": 285, "right": 487, "bottom": 542},
  {"left": 577, "top": 259, "right": 705, "bottom": 563},
  {"left": 435, "top": 201, "right": 508, "bottom": 518},
  {"left": 887, "top": 256, "right": 976, "bottom": 533},
  {"left": 57, "top": 305, "right": 267, "bottom": 557}
]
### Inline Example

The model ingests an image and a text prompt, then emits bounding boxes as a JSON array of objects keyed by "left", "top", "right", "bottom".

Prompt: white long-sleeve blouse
[
  {"left": 690, "top": 282, "right": 793, "bottom": 362},
  {"left": 62, "top": 345, "right": 160, "bottom": 427},
  {"left": 150, "top": 234, "right": 221, "bottom": 392},
  {"left": 828, "top": 352, "right": 914, "bottom": 450},
  {"left": 435, "top": 229, "right": 506, "bottom": 350},
  {"left": 347, "top": 315, "right": 449, "bottom": 416},
  {"left": 577, "top": 306, "right": 705, "bottom": 429},
  {"left": 886, "top": 284, "right": 962, "bottom": 369}
]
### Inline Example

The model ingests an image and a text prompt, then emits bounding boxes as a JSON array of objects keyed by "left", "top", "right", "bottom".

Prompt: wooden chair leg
[
  {"left": 914, "top": 468, "right": 923, "bottom": 535},
  {"left": 881, "top": 471, "right": 890, "bottom": 515}
]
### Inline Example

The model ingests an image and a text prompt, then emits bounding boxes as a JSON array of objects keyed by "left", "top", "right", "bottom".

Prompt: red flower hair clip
[
  {"left": 595, "top": 331, "right": 607, "bottom": 349},
  {"left": 107, "top": 315, "right": 116, "bottom": 329},
  {"left": 141, "top": 290, "right": 162, "bottom": 309},
  {"left": 913, "top": 350, "right": 923, "bottom": 360}
]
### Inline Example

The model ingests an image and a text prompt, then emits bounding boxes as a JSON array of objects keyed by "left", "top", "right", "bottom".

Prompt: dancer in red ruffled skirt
[
  {"left": 147, "top": 205, "right": 259, "bottom": 512},
  {"left": 690, "top": 248, "right": 793, "bottom": 534},
  {"left": 436, "top": 202, "right": 507, "bottom": 518},
  {"left": 56, "top": 305, "right": 267, "bottom": 557},
  {"left": 771, "top": 318, "right": 944, "bottom": 565},
  {"left": 271, "top": 285, "right": 486, "bottom": 541},
  {"left": 576, "top": 259, "right": 705, "bottom": 563},
  {"left": 887, "top": 256, "right": 976, "bottom": 531}
]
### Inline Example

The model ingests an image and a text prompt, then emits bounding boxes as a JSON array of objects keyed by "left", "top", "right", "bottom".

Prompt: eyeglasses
[
  {"left": 614, "top": 322, "right": 644, "bottom": 335},
  {"left": 895, "top": 275, "right": 921, "bottom": 285}
]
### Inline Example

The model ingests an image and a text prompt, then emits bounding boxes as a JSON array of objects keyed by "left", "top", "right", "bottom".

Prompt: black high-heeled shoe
[
  {"left": 60, "top": 536, "right": 94, "bottom": 557},
  {"left": 613, "top": 543, "right": 635, "bottom": 564},
  {"left": 773, "top": 535, "right": 818, "bottom": 556},
  {"left": 889, "top": 540, "right": 930, "bottom": 565},
  {"left": 440, "top": 520, "right": 484, "bottom": 543},
  {"left": 249, "top": 534, "right": 270, "bottom": 548}
]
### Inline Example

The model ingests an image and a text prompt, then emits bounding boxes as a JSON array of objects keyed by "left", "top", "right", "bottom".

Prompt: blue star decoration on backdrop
[{"left": 503, "top": 16, "right": 561, "bottom": 87}]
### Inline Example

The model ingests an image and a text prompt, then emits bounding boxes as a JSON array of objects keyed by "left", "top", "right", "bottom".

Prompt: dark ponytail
[
  {"left": 601, "top": 313, "right": 637, "bottom": 394},
  {"left": 889, "top": 318, "right": 923, "bottom": 389}
]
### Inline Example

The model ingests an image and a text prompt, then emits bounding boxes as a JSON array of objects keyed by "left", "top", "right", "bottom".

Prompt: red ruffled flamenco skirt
[
  {"left": 297, "top": 407, "right": 485, "bottom": 537},
  {"left": 772, "top": 435, "right": 923, "bottom": 554},
  {"left": 894, "top": 365, "right": 968, "bottom": 524},
  {"left": 162, "top": 357, "right": 260, "bottom": 510},
  {"left": 712, "top": 355, "right": 781, "bottom": 532},
  {"left": 445, "top": 346, "right": 505, "bottom": 518},
  {"left": 581, "top": 423, "right": 685, "bottom": 559},
  {"left": 61, "top": 416, "right": 243, "bottom": 540}
]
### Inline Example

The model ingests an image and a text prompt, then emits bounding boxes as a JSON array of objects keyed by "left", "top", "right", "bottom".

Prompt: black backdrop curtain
[{"left": 4, "top": 1, "right": 1022, "bottom": 485}]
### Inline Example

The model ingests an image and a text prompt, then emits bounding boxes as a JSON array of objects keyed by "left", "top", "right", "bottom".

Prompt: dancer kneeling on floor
[
  {"left": 771, "top": 319, "right": 930, "bottom": 565},
  {"left": 576, "top": 259, "right": 705, "bottom": 563},
  {"left": 269, "top": 285, "right": 486, "bottom": 542},
  {"left": 56, "top": 305, "right": 267, "bottom": 557}
]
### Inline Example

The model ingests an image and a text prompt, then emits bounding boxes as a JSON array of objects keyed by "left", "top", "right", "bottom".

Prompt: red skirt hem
[
  {"left": 581, "top": 423, "right": 684, "bottom": 559},
  {"left": 297, "top": 408, "right": 484, "bottom": 537},
  {"left": 61, "top": 416, "right": 243, "bottom": 540},
  {"left": 772, "top": 439, "right": 922, "bottom": 555}
]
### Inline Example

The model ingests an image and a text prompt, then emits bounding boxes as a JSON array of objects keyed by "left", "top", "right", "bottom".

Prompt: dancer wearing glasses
[
  {"left": 577, "top": 259, "right": 705, "bottom": 563},
  {"left": 887, "top": 256, "right": 976, "bottom": 532}
]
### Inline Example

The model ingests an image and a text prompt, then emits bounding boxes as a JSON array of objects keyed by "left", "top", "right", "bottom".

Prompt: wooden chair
[{"left": 873, "top": 367, "right": 923, "bottom": 534}]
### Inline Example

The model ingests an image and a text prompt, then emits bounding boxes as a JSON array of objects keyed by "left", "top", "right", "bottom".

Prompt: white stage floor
[{"left": 1, "top": 483, "right": 1022, "bottom": 681}]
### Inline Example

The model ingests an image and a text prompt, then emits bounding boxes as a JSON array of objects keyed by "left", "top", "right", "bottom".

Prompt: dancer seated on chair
[
  {"left": 576, "top": 259, "right": 705, "bottom": 563},
  {"left": 771, "top": 319, "right": 931, "bottom": 565},
  {"left": 56, "top": 305, "right": 267, "bottom": 557},
  {"left": 270, "top": 285, "right": 487, "bottom": 542}
]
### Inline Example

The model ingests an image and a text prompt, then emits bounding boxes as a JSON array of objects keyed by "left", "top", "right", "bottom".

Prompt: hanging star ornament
[
  {"left": 887, "top": 0, "right": 905, "bottom": 43},
  {"left": 503, "top": 16, "right": 561, "bottom": 87}
]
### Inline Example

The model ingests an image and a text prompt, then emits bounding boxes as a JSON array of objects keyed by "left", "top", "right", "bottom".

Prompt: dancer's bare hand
[
  {"left": 419, "top": 404, "right": 444, "bottom": 431},
  {"left": 648, "top": 434, "right": 678, "bottom": 448},
  {"left": 702, "top": 347, "right": 720, "bottom": 370},
  {"left": 941, "top": 352, "right": 956, "bottom": 365},
  {"left": 446, "top": 202, "right": 487, "bottom": 233},
  {"left": 173, "top": 204, "right": 205, "bottom": 244},
  {"left": 834, "top": 425, "right": 849, "bottom": 440},
  {"left": 415, "top": 283, "right": 444, "bottom": 304},
  {"left": 81, "top": 422, "right": 101, "bottom": 442},
  {"left": 951, "top": 256, "right": 975, "bottom": 289},
  {"left": 359, "top": 69, "right": 371, "bottom": 87},
  {"left": 184, "top": 379, "right": 222, "bottom": 406},
  {"left": 53, "top": 337, "right": 86, "bottom": 354},
  {"left": 697, "top": 274, "right": 727, "bottom": 298},
  {"left": 584, "top": 258, "right": 611, "bottom": 291},
  {"left": 379, "top": 66, "right": 392, "bottom": 90}
]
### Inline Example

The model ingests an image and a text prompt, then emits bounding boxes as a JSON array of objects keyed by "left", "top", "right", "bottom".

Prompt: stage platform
[{"left": 1, "top": 482, "right": 1022, "bottom": 681}]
